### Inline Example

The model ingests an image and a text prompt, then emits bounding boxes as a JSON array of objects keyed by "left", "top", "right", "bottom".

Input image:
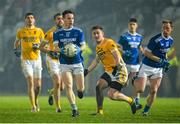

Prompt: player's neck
[
  {"left": 162, "top": 32, "right": 170, "bottom": 39},
  {"left": 97, "top": 37, "right": 105, "bottom": 44},
  {"left": 63, "top": 24, "right": 73, "bottom": 29},
  {"left": 26, "top": 25, "right": 35, "bottom": 29},
  {"left": 128, "top": 30, "right": 136, "bottom": 35}
]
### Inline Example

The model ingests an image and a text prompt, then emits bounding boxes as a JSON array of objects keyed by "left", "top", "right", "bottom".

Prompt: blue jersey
[
  {"left": 143, "top": 33, "right": 174, "bottom": 68},
  {"left": 118, "top": 31, "right": 143, "bottom": 65},
  {"left": 53, "top": 27, "right": 85, "bottom": 64}
]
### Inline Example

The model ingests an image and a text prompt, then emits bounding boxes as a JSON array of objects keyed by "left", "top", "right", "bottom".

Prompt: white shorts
[
  {"left": 46, "top": 55, "right": 61, "bottom": 76},
  {"left": 21, "top": 57, "right": 42, "bottom": 78},
  {"left": 126, "top": 64, "right": 140, "bottom": 73},
  {"left": 138, "top": 64, "right": 163, "bottom": 79},
  {"left": 60, "top": 63, "right": 84, "bottom": 75}
]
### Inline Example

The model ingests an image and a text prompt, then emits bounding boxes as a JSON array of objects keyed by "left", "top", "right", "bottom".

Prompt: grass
[{"left": 0, "top": 96, "right": 180, "bottom": 123}]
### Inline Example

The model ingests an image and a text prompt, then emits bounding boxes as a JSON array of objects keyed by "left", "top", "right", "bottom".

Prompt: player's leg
[
  {"left": 95, "top": 73, "right": 109, "bottom": 115},
  {"left": 134, "top": 64, "right": 149, "bottom": 106},
  {"left": 47, "top": 88, "right": 54, "bottom": 105},
  {"left": 51, "top": 73, "right": 61, "bottom": 112},
  {"left": 60, "top": 79, "right": 65, "bottom": 91},
  {"left": 107, "top": 82, "right": 136, "bottom": 114},
  {"left": 22, "top": 61, "right": 36, "bottom": 112},
  {"left": 33, "top": 60, "right": 42, "bottom": 112},
  {"left": 47, "top": 59, "right": 62, "bottom": 112},
  {"left": 34, "top": 77, "right": 41, "bottom": 112},
  {"left": 128, "top": 64, "right": 142, "bottom": 109},
  {"left": 74, "top": 74, "right": 84, "bottom": 99},
  {"left": 73, "top": 63, "right": 85, "bottom": 99},
  {"left": 26, "top": 76, "right": 36, "bottom": 112},
  {"left": 143, "top": 77, "right": 162, "bottom": 116},
  {"left": 61, "top": 64, "right": 78, "bottom": 117}
]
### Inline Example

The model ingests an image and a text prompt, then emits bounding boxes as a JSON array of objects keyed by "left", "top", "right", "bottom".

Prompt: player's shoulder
[
  {"left": 72, "top": 27, "right": 83, "bottom": 33},
  {"left": 17, "top": 27, "right": 25, "bottom": 32},
  {"left": 34, "top": 26, "right": 44, "bottom": 32},
  {"left": 46, "top": 26, "right": 56, "bottom": 34},
  {"left": 105, "top": 38, "right": 116, "bottom": 45},
  {"left": 121, "top": 32, "right": 129, "bottom": 37},
  {"left": 150, "top": 33, "right": 162, "bottom": 43},
  {"left": 135, "top": 32, "right": 142, "bottom": 37}
]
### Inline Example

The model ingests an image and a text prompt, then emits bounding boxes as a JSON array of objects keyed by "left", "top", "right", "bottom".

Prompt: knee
[
  {"left": 136, "top": 89, "right": 144, "bottom": 93},
  {"left": 150, "top": 89, "right": 158, "bottom": 95},
  {"left": 55, "top": 83, "right": 60, "bottom": 89},
  {"left": 107, "top": 91, "right": 114, "bottom": 100},
  {"left": 96, "top": 85, "right": 102, "bottom": 92}
]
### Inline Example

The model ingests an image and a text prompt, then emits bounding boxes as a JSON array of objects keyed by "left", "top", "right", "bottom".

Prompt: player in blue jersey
[
  {"left": 134, "top": 20, "right": 174, "bottom": 116},
  {"left": 118, "top": 18, "right": 144, "bottom": 109},
  {"left": 53, "top": 10, "right": 86, "bottom": 117}
]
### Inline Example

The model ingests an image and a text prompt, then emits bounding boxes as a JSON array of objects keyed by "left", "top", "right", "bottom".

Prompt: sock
[
  {"left": 71, "top": 104, "right": 77, "bottom": 110},
  {"left": 127, "top": 97, "right": 133, "bottom": 104},
  {"left": 143, "top": 105, "right": 150, "bottom": 113},
  {"left": 135, "top": 97, "right": 140, "bottom": 105}
]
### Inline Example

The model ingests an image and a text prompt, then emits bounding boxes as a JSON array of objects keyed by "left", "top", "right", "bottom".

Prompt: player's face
[
  {"left": 25, "top": 15, "right": 35, "bottom": 27},
  {"left": 92, "top": 29, "right": 104, "bottom": 43},
  {"left": 63, "top": 13, "right": 74, "bottom": 28},
  {"left": 162, "top": 23, "right": 173, "bottom": 37},
  {"left": 55, "top": 15, "right": 64, "bottom": 27},
  {"left": 128, "top": 22, "right": 137, "bottom": 33}
]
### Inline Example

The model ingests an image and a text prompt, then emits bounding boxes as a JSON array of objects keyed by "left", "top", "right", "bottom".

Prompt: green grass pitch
[{"left": 0, "top": 96, "right": 180, "bottom": 123}]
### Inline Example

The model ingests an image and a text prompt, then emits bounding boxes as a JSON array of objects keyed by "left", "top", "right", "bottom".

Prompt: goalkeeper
[{"left": 84, "top": 25, "right": 137, "bottom": 115}]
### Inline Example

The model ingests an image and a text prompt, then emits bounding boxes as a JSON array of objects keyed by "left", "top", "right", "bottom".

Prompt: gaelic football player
[
  {"left": 39, "top": 13, "right": 64, "bottom": 112},
  {"left": 134, "top": 20, "right": 174, "bottom": 116},
  {"left": 84, "top": 25, "right": 137, "bottom": 115},
  {"left": 14, "top": 12, "right": 44, "bottom": 112},
  {"left": 118, "top": 18, "right": 144, "bottom": 109},
  {"left": 53, "top": 10, "right": 86, "bottom": 117}
]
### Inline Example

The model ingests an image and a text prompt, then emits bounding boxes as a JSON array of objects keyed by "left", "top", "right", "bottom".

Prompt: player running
[
  {"left": 118, "top": 18, "right": 144, "bottom": 109},
  {"left": 39, "top": 13, "right": 64, "bottom": 112},
  {"left": 14, "top": 12, "right": 44, "bottom": 112},
  {"left": 84, "top": 25, "right": 136, "bottom": 115},
  {"left": 134, "top": 20, "right": 174, "bottom": 116},
  {"left": 53, "top": 10, "right": 86, "bottom": 117}
]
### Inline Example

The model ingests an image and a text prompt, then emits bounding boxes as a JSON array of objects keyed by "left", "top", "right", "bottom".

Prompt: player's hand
[
  {"left": 123, "top": 50, "right": 132, "bottom": 57},
  {"left": 32, "top": 43, "right": 40, "bottom": 51},
  {"left": 14, "top": 49, "right": 21, "bottom": 57},
  {"left": 112, "top": 64, "right": 122, "bottom": 76},
  {"left": 84, "top": 69, "right": 89, "bottom": 77},
  {"left": 48, "top": 51, "right": 59, "bottom": 59},
  {"left": 159, "top": 58, "right": 170, "bottom": 73},
  {"left": 75, "top": 45, "right": 81, "bottom": 55},
  {"left": 159, "top": 58, "right": 169, "bottom": 67},
  {"left": 60, "top": 47, "right": 65, "bottom": 54}
]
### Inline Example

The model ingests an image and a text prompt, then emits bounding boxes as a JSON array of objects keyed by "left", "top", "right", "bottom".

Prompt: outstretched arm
[{"left": 84, "top": 55, "right": 100, "bottom": 76}]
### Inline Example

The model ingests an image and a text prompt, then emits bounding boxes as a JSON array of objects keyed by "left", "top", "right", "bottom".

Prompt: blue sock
[
  {"left": 135, "top": 97, "right": 140, "bottom": 105},
  {"left": 143, "top": 105, "right": 150, "bottom": 113},
  {"left": 71, "top": 104, "right": 77, "bottom": 110}
]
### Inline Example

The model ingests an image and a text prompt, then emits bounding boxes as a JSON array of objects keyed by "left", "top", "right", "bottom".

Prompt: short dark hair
[
  {"left": 62, "top": 10, "right": 74, "bottom": 18},
  {"left": 91, "top": 25, "right": 103, "bottom": 31},
  {"left": 129, "top": 18, "right": 137, "bottom": 23},
  {"left": 162, "top": 19, "right": 173, "bottom": 27},
  {"left": 25, "top": 12, "right": 35, "bottom": 19},
  {"left": 53, "top": 13, "right": 62, "bottom": 20}
]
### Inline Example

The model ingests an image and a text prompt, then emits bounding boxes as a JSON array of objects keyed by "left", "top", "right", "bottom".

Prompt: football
[{"left": 64, "top": 43, "right": 77, "bottom": 57}]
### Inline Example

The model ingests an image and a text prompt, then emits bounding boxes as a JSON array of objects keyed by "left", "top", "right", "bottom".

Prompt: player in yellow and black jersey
[
  {"left": 14, "top": 12, "right": 44, "bottom": 112},
  {"left": 84, "top": 25, "right": 137, "bottom": 115},
  {"left": 39, "top": 13, "right": 64, "bottom": 113}
]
